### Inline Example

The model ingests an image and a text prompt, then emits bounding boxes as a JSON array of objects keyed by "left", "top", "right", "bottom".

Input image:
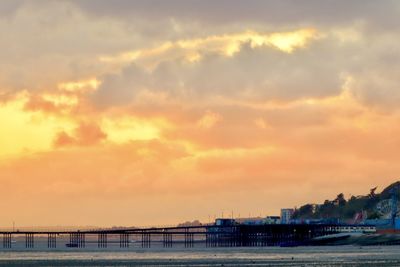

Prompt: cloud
[
  {"left": 346, "top": 41, "right": 400, "bottom": 109},
  {"left": 1, "top": 1, "right": 400, "bottom": 110},
  {"left": 92, "top": 63, "right": 149, "bottom": 108},
  {"left": 1, "top": 0, "right": 400, "bottom": 226},
  {"left": 71, "top": 0, "right": 400, "bottom": 31},
  {"left": 197, "top": 111, "right": 222, "bottom": 129},
  {"left": 24, "top": 93, "right": 79, "bottom": 115},
  {"left": 92, "top": 31, "right": 343, "bottom": 108},
  {"left": 54, "top": 122, "right": 107, "bottom": 147},
  {"left": 0, "top": 93, "right": 76, "bottom": 158},
  {"left": 1, "top": 106, "right": 400, "bottom": 225},
  {"left": 0, "top": 1, "right": 159, "bottom": 92},
  {"left": 99, "top": 28, "right": 318, "bottom": 65}
]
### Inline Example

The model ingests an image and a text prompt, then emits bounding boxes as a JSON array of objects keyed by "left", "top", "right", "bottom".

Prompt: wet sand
[{"left": 1, "top": 246, "right": 400, "bottom": 266}]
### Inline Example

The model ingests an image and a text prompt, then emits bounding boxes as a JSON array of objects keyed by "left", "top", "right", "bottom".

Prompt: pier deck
[{"left": 0, "top": 224, "right": 357, "bottom": 249}]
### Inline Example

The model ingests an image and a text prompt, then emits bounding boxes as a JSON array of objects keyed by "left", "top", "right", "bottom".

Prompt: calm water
[{"left": 0, "top": 237, "right": 400, "bottom": 266}]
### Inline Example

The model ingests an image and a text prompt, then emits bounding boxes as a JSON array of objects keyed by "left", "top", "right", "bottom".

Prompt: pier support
[
  {"left": 261, "top": 229, "right": 267, "bottom": 247},
  {"left": 69, "top": 233, "right": 74, "bottom": 247},
  {"left": 2, "top": 233, "right": 11, "bottom": 248},
  {"left": 70, "top": 233, "right": 85, "bottom": 248},
  {"left": 163, "top": 232, "right": 172, "bottom": 247},
  {"left": 25, "top": 233, "right": 34, "bottom": 248},
  {"left": 98, "top": 233, "right": 107, "bottom": 248},
  {"left": 77, "top": 233, "right": 85, "bottom": 248},
  {"left": 141, "top": 232, "right": 151, "bottom": 248},
  {"left": 206, "top": 232, "right": 216, "bottom": 247},
  {"left": 48, "top": 233, "right": 57, "bottom": 248},
  {"left": 184, "top": 228, "right": 194, "bottom": 248},
  {"left": 207, "top": 232, "right": 219, "bottom": 247},
  {"left": 119, "top": 233, "right": 129, "bottom": 248}
]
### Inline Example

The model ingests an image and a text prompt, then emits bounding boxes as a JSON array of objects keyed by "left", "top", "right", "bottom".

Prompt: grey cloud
[
  {"left": 91, "top": 22, "right": 400, "bottom": 110},
  {"left": 69, "top": 0, "right": 400, "bottom": 31},
  {"left": 1, "top": 0, "right": 400, "bottom": 110},
  {"left": 343, "top": 33, "right": 400, "bottom": 109},
  {"left": 92, "top": 38, "right": 345, "bottom": 108},
  {"left": 93, "top": 64, "right": 150, "bottom": 107},
  {"left": 0, "top": 1, "right": 165, "bottom": 91},
  {"left": 0, "top": 0, "right": 26, "bottom": 16}
]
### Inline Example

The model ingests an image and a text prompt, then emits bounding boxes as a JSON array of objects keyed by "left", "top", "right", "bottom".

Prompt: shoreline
[{"left": 0, "top": 246, "right": 400, "bottom": 266}]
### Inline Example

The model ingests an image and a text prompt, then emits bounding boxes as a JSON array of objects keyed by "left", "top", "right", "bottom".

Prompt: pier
[{"left": 0, "top": 223, "right": 365, "bottom": 249}]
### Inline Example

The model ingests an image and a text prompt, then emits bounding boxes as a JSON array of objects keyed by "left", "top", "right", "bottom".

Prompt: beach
[{"left": 1, "top": 245, "right": 400, "bottom": 266}]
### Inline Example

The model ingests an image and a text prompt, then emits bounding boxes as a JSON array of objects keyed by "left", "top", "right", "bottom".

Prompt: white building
[{"left": 280, "top": 208, "right": 294, "bottom": 224}]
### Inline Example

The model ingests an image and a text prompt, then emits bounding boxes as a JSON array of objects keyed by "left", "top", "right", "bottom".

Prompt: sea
[{"left": 0, "top": 236, "right": 400, "bottom": 266}]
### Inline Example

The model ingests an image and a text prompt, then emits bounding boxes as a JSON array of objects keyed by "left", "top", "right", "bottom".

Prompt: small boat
[{"left": 66, "top": 243, "right": 79, "bottom": 248}]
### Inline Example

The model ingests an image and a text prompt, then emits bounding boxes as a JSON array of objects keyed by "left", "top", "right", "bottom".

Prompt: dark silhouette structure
[{"left": 0, "top": 224, "right": 353, "bottom": 249}]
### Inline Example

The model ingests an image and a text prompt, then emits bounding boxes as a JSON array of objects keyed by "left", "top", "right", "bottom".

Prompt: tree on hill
[{"left": 292, "top": 181, "right": 400, "bottom": 221}]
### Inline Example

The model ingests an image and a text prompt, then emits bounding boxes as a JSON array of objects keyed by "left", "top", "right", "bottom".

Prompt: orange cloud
[
  {"left": 24, "top": 95, "right": 59, "bottom": 114},
  {"left": 54, "top": 122, "right": 107, "bottom": 147},
  {"left": 2, "top": 4, "right": 400, "bottom": 227},
  {"left": 197, "top": 110, "right": 222, "bottom": 129}
]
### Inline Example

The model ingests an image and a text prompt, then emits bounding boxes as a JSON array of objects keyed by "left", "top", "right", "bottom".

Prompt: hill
[{"left": 292, "top": 181, "right": 400, "bottom": 222}]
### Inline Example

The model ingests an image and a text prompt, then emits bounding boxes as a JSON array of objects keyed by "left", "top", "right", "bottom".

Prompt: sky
[{"left": 0, "top": 0, "right": 400, "bottom": 227}]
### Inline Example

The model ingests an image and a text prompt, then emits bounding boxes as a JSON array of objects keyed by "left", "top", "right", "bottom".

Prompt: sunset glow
[{"left": 1, "top": 0, "right": 400, "bottom": 227}]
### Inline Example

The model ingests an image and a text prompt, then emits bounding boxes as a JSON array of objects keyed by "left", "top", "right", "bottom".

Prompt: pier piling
[
  {"left": 98, "top": 233, "right": 107, "bottom": 248},
  {"left": 25, "top": 233, "right": 34, "bottom": 248},
  {"left": 163, "top": 232, "right": 172, "bottom": 247},
  {"left": 2, "top": 233, "right": 11, "bottom": 248},
  {"left": 119, "top": 233, "right": 129, "bottom": 248},
  {"left": 141, "top": 232, "right": 151, "bottom": 248},
  {"left": 47, "top": 233, "right": 57, "bottom": 248}
]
